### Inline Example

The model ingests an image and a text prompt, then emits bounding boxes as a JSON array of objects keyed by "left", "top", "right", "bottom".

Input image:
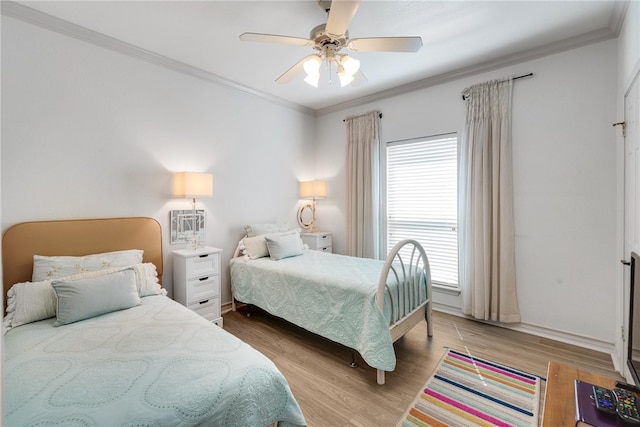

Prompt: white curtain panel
[
  {"left": 459, "top": 79, "right": 521, "bottom": 323},
  {"left": 345, "top": 110, "right": 381, "bottom": 259}
]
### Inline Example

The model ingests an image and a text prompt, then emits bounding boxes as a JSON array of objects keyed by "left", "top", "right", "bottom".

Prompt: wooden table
[{"left": 542, "top": 361, "right": 619, "bottom": 426}]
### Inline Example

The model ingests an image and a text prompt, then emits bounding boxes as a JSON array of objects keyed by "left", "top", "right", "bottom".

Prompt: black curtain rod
[
  {"left": 343, "top": 113, "right": 383, "bottom": 122},
  {"left": 461, "top": 73, "right": 533, "bottom": 100}
]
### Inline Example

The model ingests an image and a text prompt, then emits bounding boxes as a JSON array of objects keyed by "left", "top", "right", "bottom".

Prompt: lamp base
[
  {"left": 189, "top": 236, "right": 199, "bottom": 250},
  {"left": 190, "top": 198, "right": 199, "bottom": 250}
]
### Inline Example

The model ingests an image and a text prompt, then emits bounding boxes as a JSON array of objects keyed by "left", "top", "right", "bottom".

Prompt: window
[{"left": 385, "top": 134, "right": 458, "bottom": 289}]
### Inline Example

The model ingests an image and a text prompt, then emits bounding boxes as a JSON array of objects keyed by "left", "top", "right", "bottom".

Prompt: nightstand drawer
[
  {"left": 315, "top": 234, "right": 332, "bottom": 245},
  {"left": 173, "top": 246, "right": 223, "bottom": 327},
  {"left": 188, "top": 297, "right": 221, "bottom": 322},
  {"left": 301, "top": 232, "right": 333, "bottom": 253},
  {"left": 185, "top": 253, "right": 218, "bottom": 278},
  {"left": 186, "top": 275, "right": 219, "bottom": 304}
]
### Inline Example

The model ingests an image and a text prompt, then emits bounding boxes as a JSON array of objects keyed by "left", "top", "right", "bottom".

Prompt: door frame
[{"left": 620, "top": 68, "right": 640, "bottom": 379}]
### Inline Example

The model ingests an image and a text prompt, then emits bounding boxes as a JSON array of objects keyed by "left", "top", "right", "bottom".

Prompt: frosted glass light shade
[
  {"left": 341, "top": 55, "right": 360, "bottom": 76},
  {"left": 173, "top": 172, "right": 213, "bottom": 198},
  {"left": 338, "top": 68, "right": 354, "bottom": 87},
  {"left": 300, "top": 180, "right": 327, "bottom": 200},
  {"left": 303, "top": 55, "right": 322, "bottom": 87},
  {"left": 303, "top": 55, "right": 322, "bottom": 76}
]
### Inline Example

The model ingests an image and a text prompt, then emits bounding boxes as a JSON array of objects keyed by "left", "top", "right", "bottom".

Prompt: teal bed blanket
[
  {"left": 230, "top": 250, "right": 409, "bottom": 372},
  {"left": 5, "top": 295, "right": 306, "bottom": 427}
]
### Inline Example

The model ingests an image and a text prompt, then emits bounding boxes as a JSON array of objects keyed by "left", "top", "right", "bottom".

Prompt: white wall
[
  {"left": 315, "top": 40, "right": 619, "bottom": 351},
  {"left": 0, "top": 16, "right": 316, "bottom": 302}
]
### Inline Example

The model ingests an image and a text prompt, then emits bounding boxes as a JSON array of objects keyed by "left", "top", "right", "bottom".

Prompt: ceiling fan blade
[
  {"left": 348, "top": 37, "right": 423, "bottom": 52},
  {"left": 275, "top": 54, "right": 316, "bottom": 84},
  {"left": 325, "top": 0, "right": 361, "bottom": 36},
  {"left": 239, "top": 32, "right": 314, "bottom": 47}
]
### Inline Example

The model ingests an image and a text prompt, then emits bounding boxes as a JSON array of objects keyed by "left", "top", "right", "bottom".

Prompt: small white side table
[
  {"left": 173, "top": 246, "right": 223, "bottom": 327},
  {"left": 301, "top": 232, "right": 332, "bottom": 253}
]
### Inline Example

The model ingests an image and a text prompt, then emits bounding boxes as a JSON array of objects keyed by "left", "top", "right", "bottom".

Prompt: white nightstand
[
  {"left": 173, "top": 246, "right": 223, "bottom": 327},
  {"left": 301, "top": 232, "right": 332, "bottom": 253}
]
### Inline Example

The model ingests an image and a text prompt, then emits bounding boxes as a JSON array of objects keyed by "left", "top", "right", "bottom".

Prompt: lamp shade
[
  {"left": 173, "top": 172, "right": 213, "bottom": 198},
  {"left": 302, "top": 55, "right": 322, "bottom": 87},
  {"left": 303, "top": 55, "right": 322, "bottom": 77},
  {"left": 338, "top": 69, "right": 355, "bottom": 87},
  {"left": 341, "top": 55, "right": 360, "bottom": 76},
  {"left": 300, "top": 180, "right": 327, "bottom": 200}
]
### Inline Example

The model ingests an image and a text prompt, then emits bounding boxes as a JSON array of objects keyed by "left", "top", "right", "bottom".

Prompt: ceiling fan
[{"left": 239, "top": 0, "right": 422, "bottom": 88}]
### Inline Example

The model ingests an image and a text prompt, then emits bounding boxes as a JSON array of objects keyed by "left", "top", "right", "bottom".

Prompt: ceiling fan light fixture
[
  {"left": 241, "top": 0, "right": 422, "bottom": 90},
  {"left": 338, "top": 69, "right": 354, "bottom": 87},
  {"left": 303, "top": 55, "right": 322, "bottom": 77},
  {"left": 340, "top": 55, "right": 360, "bottom": 76}
]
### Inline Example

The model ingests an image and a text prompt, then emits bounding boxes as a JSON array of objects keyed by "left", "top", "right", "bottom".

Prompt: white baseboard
[
  {"left": 432, "top": 301, "right": 621, "bottom": 373},
  {"left": 223, "top": 299, "right": 623, "bottom": 374},
  {"left": 221, "top": 301, "right": 234, "bottom": 314}
]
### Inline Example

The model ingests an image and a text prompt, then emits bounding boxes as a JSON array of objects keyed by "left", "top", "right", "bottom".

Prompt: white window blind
[{"left": 386, "top": 134, "right": 458, "bottom": 289}]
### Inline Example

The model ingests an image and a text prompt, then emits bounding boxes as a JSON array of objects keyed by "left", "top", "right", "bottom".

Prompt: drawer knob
[
  {"left": 199, "top": 254, "right": 209, "bottom": 258},
  {"left": 199, "top": 277, "right": 209, "bottom": 281},
  {"left": 199, "top": 300, "right": 209, "bottom": 304}
]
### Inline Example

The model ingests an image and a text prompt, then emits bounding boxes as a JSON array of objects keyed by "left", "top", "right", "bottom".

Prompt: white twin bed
[
  {"left": 3, "top": 217, "right": 306, "bottom": 426},
  {"left": 230, "top": 225, "right": 433, "bottom": 385}
]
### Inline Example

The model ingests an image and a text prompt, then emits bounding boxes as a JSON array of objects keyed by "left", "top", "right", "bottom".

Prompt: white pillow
[
  {"left": 244, "top": 223, "right": 290, "bottom": 237},
  {"left": 242, "top": 235, "right": 270, "bottom": 260},
  {"left": 265, "top": 231, "right": 304, "bottom": 261},
  {"left": 32, "top": 249, "right": 144, "bottom": 282},
  {"left": 132, "top": 263, "right": 164, "bottom": 297},
  {"left": 3, "top": 280, "right": 56, "bottom": 332},
  {"left": 3, "top": 263, "right": 164, "bottom": 333},
  {"left": 242, "top": 230, "right": 303, "bottom": 260},
  {"left": 61, "top": 262, "right": 163, "bottom": 297},
  {"left": 52, "top": 268, "right": 141, "bottom": 326}
]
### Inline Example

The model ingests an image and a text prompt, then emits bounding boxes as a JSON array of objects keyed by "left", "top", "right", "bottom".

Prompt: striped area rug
[{"left": 398, "top": 349, "right": 541, "bottom": 427}]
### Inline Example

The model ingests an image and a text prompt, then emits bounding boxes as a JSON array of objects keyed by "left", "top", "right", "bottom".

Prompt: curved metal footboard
[{"left": 376, "top": 239, "right": 433, "bottom": 385}]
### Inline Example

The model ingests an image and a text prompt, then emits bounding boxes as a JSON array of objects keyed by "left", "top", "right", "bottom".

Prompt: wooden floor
[{"left": 223, "top": 306, "right": 620, "bottom": 427}]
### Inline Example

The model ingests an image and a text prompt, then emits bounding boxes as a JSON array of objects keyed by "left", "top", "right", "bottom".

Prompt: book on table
[{"left": 575, "top": 379, "right": 625, "bottom": 426}]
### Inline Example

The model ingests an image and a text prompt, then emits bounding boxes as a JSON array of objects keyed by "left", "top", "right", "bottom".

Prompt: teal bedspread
[
  {"left": 5, "top": 295, "right": 306, "bottom": 427},
  {"left": 230, "top": 250, "right": 400, "bottom": 371}
]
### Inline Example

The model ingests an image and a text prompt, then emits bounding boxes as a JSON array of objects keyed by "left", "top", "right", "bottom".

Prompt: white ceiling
[{"left": 5, "top": 1, "right": 626, "bottom": 114}]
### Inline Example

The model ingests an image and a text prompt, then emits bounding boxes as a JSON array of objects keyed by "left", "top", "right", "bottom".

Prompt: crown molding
[
  {"left": 0, "top": 1, "right": 316, "bottom": 117},
  {"left": 610, "top": 0, "right": 630, "bottom": 36},
  {"left": 315, "top": 25, "right": 619, "bottom": 116},
  {"left": 2, "top": 0, "right": 627, "bottom": 118}
]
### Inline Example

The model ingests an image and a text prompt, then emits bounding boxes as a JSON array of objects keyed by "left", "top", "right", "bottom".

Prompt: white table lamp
[{"left": 173, "top": 172, "right": 213, "bottom": 249}]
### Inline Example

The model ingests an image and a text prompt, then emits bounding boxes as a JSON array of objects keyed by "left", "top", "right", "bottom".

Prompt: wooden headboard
[{"left": 2, "top": 217, "right": 163, "bottom": 297}]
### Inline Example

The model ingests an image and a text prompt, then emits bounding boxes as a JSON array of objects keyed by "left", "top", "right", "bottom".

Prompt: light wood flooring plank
[{"left": 223, "top": 307, "right": 620, "bottom": 427}]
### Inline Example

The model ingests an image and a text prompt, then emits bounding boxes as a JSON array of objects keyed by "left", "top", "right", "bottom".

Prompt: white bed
[
  {"left": 3, "top": 217, "right": 306, "bottom": 426},
  {"left": 230, "top": 226, "right": 433, "bottom": 385}
]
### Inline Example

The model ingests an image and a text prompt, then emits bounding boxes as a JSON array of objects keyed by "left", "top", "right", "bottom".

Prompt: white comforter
[
  {"left": 230, "top": 250, "right": 404, "bottom": 371},
  {"left": 5, "top": 295, "right": 306, "bottom": 427}
]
